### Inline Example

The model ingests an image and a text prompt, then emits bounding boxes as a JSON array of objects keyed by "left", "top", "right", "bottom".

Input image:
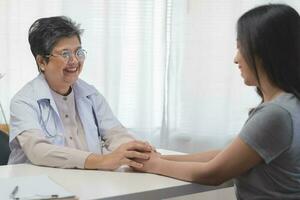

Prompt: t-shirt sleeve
[{"left": 239, "top": 103, "right": 293, "bottom": 163}]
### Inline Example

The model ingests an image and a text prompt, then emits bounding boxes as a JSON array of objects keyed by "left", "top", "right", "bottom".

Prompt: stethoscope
[
  {"left": 38, "top": 99, "right": 58, "bottom": 138},
  {"left": 38, "top": 99, "right": 105, "bottom": 154},
  {"left": 91, "top": 103, "right": 105, "bottom": 154}
]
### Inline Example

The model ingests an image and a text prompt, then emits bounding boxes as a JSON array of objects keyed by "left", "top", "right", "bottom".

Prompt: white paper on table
[{"left": 0, "top": 174, "right": 75, "bottom": 199}]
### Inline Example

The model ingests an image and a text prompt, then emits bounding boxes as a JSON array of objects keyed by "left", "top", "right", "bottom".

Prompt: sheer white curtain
[
  {"left": 164, "top": 0, "right": 300, "bottom": 152},
  {"left": 1, "top": 0, "right": 300, "bottom": 152},
  {"left": 0, "top": 0, "right": 167, "bottom": 144}
]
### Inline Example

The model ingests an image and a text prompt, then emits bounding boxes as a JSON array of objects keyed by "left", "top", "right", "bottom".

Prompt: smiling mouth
[{"left": 64, "top": 67, "right": 78, "bottom": 73}]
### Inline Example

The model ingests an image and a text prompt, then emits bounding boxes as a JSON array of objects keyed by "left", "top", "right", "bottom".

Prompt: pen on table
[{"left": 10, "top": 185, "right": 19, "bottom": 199}]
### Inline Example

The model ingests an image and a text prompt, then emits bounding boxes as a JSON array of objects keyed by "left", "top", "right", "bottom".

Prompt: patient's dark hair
[
  {"left": 28, "top": 16, "right": 83, "bottom": 71},
  {"left": 237, "top": 4, "right": 300, "bottom": 99}
]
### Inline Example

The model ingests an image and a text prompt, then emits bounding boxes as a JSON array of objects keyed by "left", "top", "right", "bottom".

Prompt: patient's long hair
[{"left": 237, "top": 4, "right": 300, "bottom": 100}]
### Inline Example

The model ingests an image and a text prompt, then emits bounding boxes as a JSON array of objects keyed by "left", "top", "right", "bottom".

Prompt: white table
[{"left": 0, "top": 150, "right": 233, "bottom": 200}]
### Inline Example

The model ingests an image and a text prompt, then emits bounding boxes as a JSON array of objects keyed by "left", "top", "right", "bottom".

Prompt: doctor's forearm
[
  {"left": 18, "top": 131, "right": 117, "bottom": 170},
  {"left": 17, "top": 130, "right": 91, "bottom": 168},
  {"left": 84, "top": 153, "right": 122, "bottom": 170},
  {"left": 84, "top": 153, "right": 110, "bottom": 170}
]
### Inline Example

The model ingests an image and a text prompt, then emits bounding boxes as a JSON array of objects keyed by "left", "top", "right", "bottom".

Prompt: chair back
[{"left": 0, "top": 130, "right": 10, "bottom": 165}]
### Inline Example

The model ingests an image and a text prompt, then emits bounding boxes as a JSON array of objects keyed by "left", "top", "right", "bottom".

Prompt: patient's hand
[{"left": 132, "top": 151, "right": 162, "bottom": 173}]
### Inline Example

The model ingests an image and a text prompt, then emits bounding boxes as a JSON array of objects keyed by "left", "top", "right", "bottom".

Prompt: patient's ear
[{"left": 36, "top": 55, "right": 47, "bottom": 72}]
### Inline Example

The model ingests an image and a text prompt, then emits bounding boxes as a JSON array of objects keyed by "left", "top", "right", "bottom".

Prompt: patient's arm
[{"left": 162, "top": 150, "right": 221, "bottom": 162}]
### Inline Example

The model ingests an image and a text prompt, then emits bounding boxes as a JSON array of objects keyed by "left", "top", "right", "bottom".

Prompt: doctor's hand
[{"left": 85, "top": 140, "right": 152, "bottom": 170}]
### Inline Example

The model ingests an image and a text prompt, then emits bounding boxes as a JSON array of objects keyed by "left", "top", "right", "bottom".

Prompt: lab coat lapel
[{"left": 73, "top": 81, "right": 101, "bottom": 153}]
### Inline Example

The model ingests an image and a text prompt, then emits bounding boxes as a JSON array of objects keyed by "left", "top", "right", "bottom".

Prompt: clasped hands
[
  {"left": 101, "top": 140, "right": 161, "bottom": 172},
  {"left": 86, "top": 140, "right": 161, "bottom": 171}
]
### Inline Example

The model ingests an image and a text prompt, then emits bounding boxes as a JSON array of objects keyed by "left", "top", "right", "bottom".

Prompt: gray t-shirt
[{"left": 235, "top": 93, "right": 300, "bottom": 199}]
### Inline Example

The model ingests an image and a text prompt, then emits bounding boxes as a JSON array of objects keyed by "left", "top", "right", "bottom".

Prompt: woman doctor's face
[{"left": 40, "top": 36, "right": 84, "bottom": 94}]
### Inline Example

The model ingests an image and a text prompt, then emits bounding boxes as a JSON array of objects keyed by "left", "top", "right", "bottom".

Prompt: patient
[
  {"left": 134, "top": 4, "right": 300, "bottom": 199},
  {"left": 8, "top": 16, "right": 152, "bottom": 170}
]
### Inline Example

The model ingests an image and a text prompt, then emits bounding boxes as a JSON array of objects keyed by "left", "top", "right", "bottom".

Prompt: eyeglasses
[{"left": 46, "top": 48, "right": 87, "bottom": 63}]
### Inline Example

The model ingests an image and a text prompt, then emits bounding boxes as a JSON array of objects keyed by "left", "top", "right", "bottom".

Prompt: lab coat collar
[
  {"left": 73, "top": 79, "right": 98, "bottom": 99},
  {"left": 32, "top": 74, "right": 98, "bottom": 119},
  {"left": 33, "top": 73, "right": 97, "bottom": 100},
  {"left": 33, "top": 74, "right": 54, "bottom": 100},
  {"left": 32, "top": 74, "right": 59, "bottom": 116}
]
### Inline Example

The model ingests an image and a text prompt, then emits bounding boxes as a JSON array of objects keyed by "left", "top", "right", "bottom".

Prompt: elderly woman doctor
[{"left": 8, "top": 16, "right": 151, "bottom": 170}]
